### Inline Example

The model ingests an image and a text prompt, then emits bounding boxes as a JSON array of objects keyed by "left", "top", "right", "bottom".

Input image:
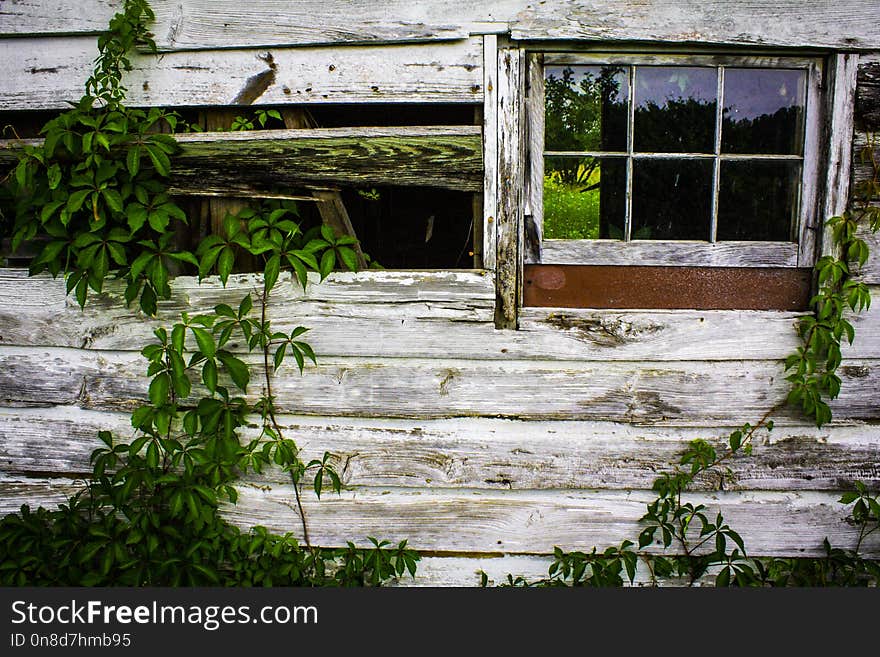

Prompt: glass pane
[
  {"left": 717, "top": 160, "right": 801, "bottom": 241},
  {"left": 722, "top": 69, "right": 806, "bottom": 155},
  {"left": 544, "top": 156, "right": 626, "bottom": 239},
  {"left": 544, "top": 65, "right": 629, "bottom": 152},
  {"left": 631, "top": 159, "right": 713, "bottom": 240},
  {"left": 633, "top": 67, "right": 717, "bottom": 153}
]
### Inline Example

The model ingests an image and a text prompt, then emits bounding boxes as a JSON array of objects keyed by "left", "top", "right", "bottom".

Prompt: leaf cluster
[
  {"left": 785, "top": 137, "right": 879, "bottom": 427},
  {"left": 0, "top": 0, "right": 413, "bottom": 587}
]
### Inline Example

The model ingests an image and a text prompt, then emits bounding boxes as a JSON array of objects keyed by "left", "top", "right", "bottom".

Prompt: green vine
[
  {"left": 494, "top": 137, "right": 880, "bottom": 587},
  {"left": 786, "top": 135, "right": 880, "bottom": 426},
  {"left": 491, "top": 419, "right": 879, "bottom": 587},
  {"left": 0, "top": 0, "right": 418, "bottom": 586}
]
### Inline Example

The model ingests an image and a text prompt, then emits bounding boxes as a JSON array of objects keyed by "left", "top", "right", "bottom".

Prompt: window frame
[{"left": 524, "top": 51, "right": 825, "bottom": 269}]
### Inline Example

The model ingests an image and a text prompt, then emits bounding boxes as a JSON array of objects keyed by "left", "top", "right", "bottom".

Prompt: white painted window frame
[{"left": 524, "top": 51, "right": 825, "bottom": 268}]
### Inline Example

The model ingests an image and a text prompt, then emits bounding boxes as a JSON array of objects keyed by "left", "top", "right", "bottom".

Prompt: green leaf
[
  {"left": 319, "top": 249, "right": 335, "bottom": 279},
  {"left": 148, "top": 373, "right": 170, "bottom": 406},
  {"left": 127, "top": 145, "right": 142, "bottom": 176},
  {"left": 191, "top": 327, "right": 216, "bottom": 358},
  {"left": 146, "top": 145, "right": 171, "bottom": 177},
  {"left": 217, "top": 247, "right": 235, "bottom": 285},
  {"left": 47, "top": 163, "right": 62, "bottom": 190},
  {"left": 217, "top": 352, "right": 249, "bottom": 391},
  {"left": 202, "top": 359, "right": 218, "bottom": 393},
  {"left": 264, "top": 254, "right": 280, "bottom": 293}
]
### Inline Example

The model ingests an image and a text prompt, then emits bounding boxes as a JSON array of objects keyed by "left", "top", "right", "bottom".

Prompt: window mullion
[
  {"left": 710, "top": 66, "right": 725, "bottom": 244},
  {"left": 625, "top": 65, "right": 636, "bottom": 242}
]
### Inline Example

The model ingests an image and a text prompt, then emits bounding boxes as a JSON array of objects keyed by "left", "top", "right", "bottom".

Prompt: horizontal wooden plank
[
  {"left": 1, "top": 474, "right": 876, "bottom": 557},
  {"left": 509, "top": 0, "right": 880, "bottom": 50},
  {"left": 170, "top": 126, "right": 482, "bottom": 193},
  {"left": 147, "top": 1, "right": 506, "bottom": 50},
  {"left": 0, "top": 37, "right": 483, "bottom": 110},
  {"left": 2, "top": 270, "right": 880, "bottom": 362},
  {"left": 523, "top": 265, "right": 813, "bottom": 311},
  {"left": 3, "top": 407, "right": 878, "bottom": 492},
  {"left": 537, "top": 241, "right": 799, "bottom": 268},
  {"left": 1, "top": 345, "right": 878, "bottom": 423},
  {"left": 0, "top": 0, "right": 118, "bottom": 36},
  {"left": 8, "top": 2, "right": 878, "bottom": 51},
  {"left": 396, "top": 554, "right": 709, "bottom": 586},
  {"left": 0, "top": 1, "right": 512, "bottom": 48},
  {"left": 0, "top": 126, "right": 484, "bottom": 192}
]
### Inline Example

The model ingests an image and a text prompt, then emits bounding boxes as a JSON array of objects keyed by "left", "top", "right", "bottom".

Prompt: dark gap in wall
[
  {"left": 340, "top": 186, "right": 474, "bottom": 269},
  {"left": 1, "top": 104, "right": 480, "bottom": 269}
]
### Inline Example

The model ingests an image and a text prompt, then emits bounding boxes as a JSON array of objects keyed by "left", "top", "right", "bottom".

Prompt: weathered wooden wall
[{"left": 0, "top": 1, "right": 879, "bottom": 586}]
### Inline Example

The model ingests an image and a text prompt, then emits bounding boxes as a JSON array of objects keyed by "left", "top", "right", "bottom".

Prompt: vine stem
[
  {"left": 672, "top": 408, "right": 777, "bottom": 584},
  {"left": 258, "top": 284, "right": 313, "bottom": 551}
]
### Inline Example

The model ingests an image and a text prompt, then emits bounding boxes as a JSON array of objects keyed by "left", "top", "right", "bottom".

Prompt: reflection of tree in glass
[
  {"left": 545, "top": 66, "right": 626, "bottom": 186},
  {"left": 634, "top": 98, "right": 717, "bottom": 153},
  {"left": 722, "top": 105, "right": 804, "bottom": 155}
]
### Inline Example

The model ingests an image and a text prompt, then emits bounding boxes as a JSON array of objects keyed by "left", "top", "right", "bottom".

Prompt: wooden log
[
  {"left": 0, "top": 37, "right": 484, "bottom": 110},
  {"left": 2, "top": 407, "right": 878, "bottom": 492},
  {"left": 1, "top": 344, "right": 878, "bottom": 423},
  {"left": 172, "top": 126, "right": 482, "bottom": 193},
  {"left": 0, "top": 126, "right": 484, "bottom": 193},
  {"left": 495, "top": 45, "right": 524, "bottom": 329}
]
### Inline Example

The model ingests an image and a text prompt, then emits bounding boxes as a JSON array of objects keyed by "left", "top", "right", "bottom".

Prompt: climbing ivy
[
  {"left": 0, "top": 0, "right": 419, "bottom": 586},
  {"left": 490, "top": 419, "right": 879, "bottom": 587},
  {"left": 493, "top": 139, "right": 880, "bottom": 588},
  {"left": 786, "top": 136, "right": 880, "bottom": 427}
]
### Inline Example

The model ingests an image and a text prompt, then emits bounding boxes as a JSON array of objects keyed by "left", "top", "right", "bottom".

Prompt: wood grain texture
[
  {"left": 0, "top": 0, "right": 118, "bottom": 35},
  {"left": 145, "top": 0, "right": 517, "bottom": 50},
  {"left": 7, "top": 2, "right": 879, "bottom": 50},
  {"left": 856, "top": 58, "right": 880, "bottom": 132},
  {"left": 508, "top": 0, "right": 880, "bottom": 50},
  {"left": 481, "top": 35, "right": 499, "bottom": 271},
  {"left": 3, "top": 407, "right": 878, "bottom": 492},
  {"left": 0, "top": 37, "right": 484, "bottom": 110},
  {"left": 538, "top": 240, "right": 800, "bottom": 267},
  {"left": 3, "top": 268, "right": 880, "bottom": 359},
  {"left": 822, "top": 54, "right": 860, "bottom": 261},
  {"left": 1, "top": 344, "right": 878, "bottom": 423},
  {"left": 2, "top": 265, "right": 879, "bottom": 359},
  {"left": 495, "top": 46, "right": 524, "bottom": 329},
  {"left": 1, "top": 474, "right": 876, "bottom": 557},
  {"left": 167, "top": 126, "right": 482, "bottom": 194}
]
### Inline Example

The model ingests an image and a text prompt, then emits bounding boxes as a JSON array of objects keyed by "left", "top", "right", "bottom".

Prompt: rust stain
[{"left": 524, "top": 265, "right": 812, "bottom": 310}]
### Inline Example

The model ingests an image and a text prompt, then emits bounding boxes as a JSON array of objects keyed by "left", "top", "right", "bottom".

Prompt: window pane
[
  {"left": 722, "top": 69, "right": 806, "bottom": 155},
  {"left": 631, "top": 159, "right": 713, "bottom": 240},
  {"left": 544, "top": 65, "right": 629, "bottom": 152},
  {"left": 544, "top": 156, "right": 626, "bottom": 239},
  {"left": 717, "top": 160, "right": 801, "bottom": 241},
  {"left": 633, "top": 67, "right": 717, "bottom": 153}
]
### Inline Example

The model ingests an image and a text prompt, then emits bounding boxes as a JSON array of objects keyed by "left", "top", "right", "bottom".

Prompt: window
[{"left": 524, "top": 53, "right": 824, "bottom": 310}]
